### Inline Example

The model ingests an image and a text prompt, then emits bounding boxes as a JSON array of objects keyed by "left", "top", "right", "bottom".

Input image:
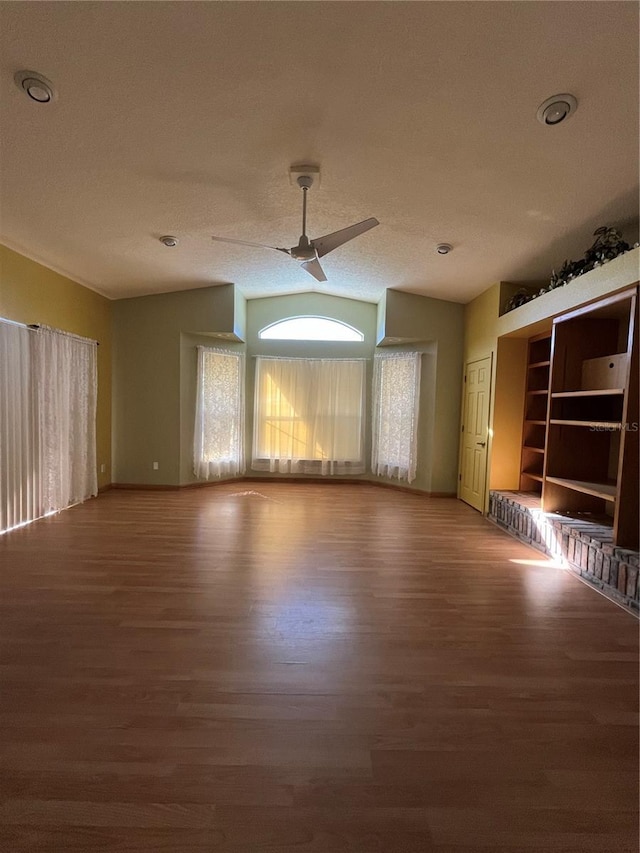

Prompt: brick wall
[{"left": 489, "top": 491, "right": 639, "bottom": 612}]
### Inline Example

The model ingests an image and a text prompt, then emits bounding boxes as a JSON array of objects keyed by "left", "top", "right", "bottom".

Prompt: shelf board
[
  {"left": 552, "top": 389, "right": 624, "bottom": 398},
  {"left": 521, "top": 472, "right": 544, "bottom": 483},
  {"left": 545, "top": 476, "right": 617, "bottom": 502},
  {"left": 526, "top": 390, "right": 549, "bottom": 396},
  {"left": 549, "top": 419, "right": 622, "bottom": 429},
  {"left": 528, "top": 360, "right": 551, "bottom": 369},
  {"left": 522, "top": 445, "right": 545, "bottom": 454},
  {"left": 525, "top": 419, "right": 547, "bottom": 425}
]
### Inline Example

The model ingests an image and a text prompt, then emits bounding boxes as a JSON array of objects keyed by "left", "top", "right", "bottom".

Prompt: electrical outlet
[{"left": 153, "top": 462, "right": 159, "bottom": 470}]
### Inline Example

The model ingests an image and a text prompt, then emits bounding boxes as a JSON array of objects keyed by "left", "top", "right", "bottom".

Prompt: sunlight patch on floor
[{"left": 510, "top": 557, "right": 567, "bottom": 570}]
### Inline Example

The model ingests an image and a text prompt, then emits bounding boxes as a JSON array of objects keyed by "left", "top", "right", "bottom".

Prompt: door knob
[{"left": 476, "top": 441, "right": 486, "bottom": 447}]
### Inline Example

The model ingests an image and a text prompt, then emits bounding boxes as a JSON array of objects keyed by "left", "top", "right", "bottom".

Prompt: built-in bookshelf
[
  {"left": 542, "top": 286, "right": 639, "bottom": 549},
  {"left": 520, "top": 332, "right": 552, "bottom": 493}
]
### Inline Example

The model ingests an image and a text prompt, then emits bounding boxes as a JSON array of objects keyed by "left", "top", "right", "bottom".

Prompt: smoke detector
[
  {"left": 536, "top": 94, "right": 578, "bottom": 126},
  {"left": 14, "top": 70, "right": 56, "bottom": 103},
  {"left": 436, "top": 243, "right": 453, "bottom": 255},
  {"left": 159, "top": 235, "right": 179, "bottom": 247}
]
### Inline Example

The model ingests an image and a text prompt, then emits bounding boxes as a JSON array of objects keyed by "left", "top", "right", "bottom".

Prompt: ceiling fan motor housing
[{"left": 290, "top": 236, "right": 316, "bottom": 262}]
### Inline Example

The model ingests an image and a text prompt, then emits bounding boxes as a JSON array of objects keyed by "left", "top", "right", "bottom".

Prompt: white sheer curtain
[
  {"left": 252, "top": 357, "right": 366, "bottom": 475},
  {"left": 0, "top": 321, "right": 98, "bottom": 534},
  {"left": 372, "top": 352, "right": 421, "bottom": 483},
  {"left": 194, "top": 347, "right": 245, "bottom": 479},
  {"left": 33, "top": 326, "right": 98, "bottom": 513}
]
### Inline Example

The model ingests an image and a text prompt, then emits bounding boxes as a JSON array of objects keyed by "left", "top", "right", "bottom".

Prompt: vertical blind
[
  {"left": 0, "top": 321, "right": 98, "bottom": 534},
  {"left": 0, "top": 322, "right": 39, "bottom": 532}
]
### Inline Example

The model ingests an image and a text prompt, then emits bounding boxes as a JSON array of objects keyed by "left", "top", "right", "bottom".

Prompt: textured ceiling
[{"left": 0, "top": 2, "right": 638, "bottom": 304}]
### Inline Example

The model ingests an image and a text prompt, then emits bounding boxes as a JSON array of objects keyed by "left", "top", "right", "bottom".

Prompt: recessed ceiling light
[
  {"left": 436, "top": 243, "right": 453, "bottom": 255},
  {"left": 14, "top": 70, "right": 56, "bottom": 103},
  {"left": 536, "top": 93, "right": 578, "bottom": 126},
  {"left": 159, "top": 235, "right": 179, "bottom": 247}
]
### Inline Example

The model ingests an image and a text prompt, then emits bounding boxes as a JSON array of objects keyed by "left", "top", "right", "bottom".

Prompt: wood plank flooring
[{"left": 1, "top": 483, "right": 638, "bottom": 852}]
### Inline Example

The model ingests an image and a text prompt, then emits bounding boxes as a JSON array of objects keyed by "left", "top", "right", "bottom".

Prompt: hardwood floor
[{"left": 1, "top": 483, "right": 638, "bottom": 852}]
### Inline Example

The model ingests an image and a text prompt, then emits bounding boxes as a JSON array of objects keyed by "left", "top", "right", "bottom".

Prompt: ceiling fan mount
[
  {"left": 289, "top": 164, "right": 320, "bottom": 187},
  {"left": 211, "top": 167, "right": 378, "bottom": 282},
  {"left": 296, "top": 174, "right": 314, "bottom": 191}
]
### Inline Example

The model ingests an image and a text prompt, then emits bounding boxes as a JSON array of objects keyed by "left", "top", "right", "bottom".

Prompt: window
[
  {"left": 252, "top": 357, "right": 366, "bottom": 475},
  {"left": 259, "top": 316, "right": 364, "bottom": 342},
  {"left": 194, "top": 347, "right": 245, "bottom": 479},
  {"left": 372, "top": 352, "right": 421, "bottom": 483}
]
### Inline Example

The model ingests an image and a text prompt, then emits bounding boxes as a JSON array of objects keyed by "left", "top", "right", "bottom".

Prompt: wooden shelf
[
  {"left": 552, "top": 389, "right": 624, "bottom": 398},
  {"left": 542, "top": 286, "right": 638, "bottom": 548},
  {"left": 520, "top": 333, "right": 551, "bottom": 493},
  {"left": 545, "top": 476, "right": 617, "bottom": 502},
  {"left": 549, "top": 419, "right": 622, "bottom": 429}
]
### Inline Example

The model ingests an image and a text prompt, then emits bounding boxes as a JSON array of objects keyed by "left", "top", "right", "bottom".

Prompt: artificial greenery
[{"left": 505, "top": 226, "right": 635, "bottom": 313}]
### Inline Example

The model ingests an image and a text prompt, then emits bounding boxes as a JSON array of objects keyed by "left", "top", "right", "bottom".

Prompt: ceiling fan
[{"left": 211, "top": 173, "right": 379, "bottom": 282}]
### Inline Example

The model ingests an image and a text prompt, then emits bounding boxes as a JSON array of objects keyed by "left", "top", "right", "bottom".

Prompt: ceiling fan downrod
[{"left": 297, "top": 174, "right": 313, "bottom": 243}]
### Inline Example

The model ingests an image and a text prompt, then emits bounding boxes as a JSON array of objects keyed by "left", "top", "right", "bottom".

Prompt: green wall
[
  {"left": 245, "top": 291, "right": 463, "bottom": 494},
  {"left": 179, "top": 332, "right": 246, "bottom": 485},
  {"left": 381, "top": 290, "right": 465, "bottom": 494},
  {"left": 0, "top": 245, "right": 112, "bottom": 490},
  {"left": 112, "top": 284, "right": 240, "bottom": 485},
  {"left": 113, "top": 284, "right": 464, "bottom": 493}
]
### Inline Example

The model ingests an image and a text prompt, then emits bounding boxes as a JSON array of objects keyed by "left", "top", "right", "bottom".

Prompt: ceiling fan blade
[
  {"left": 301, "top": 258, "right": 327, "bottom": 282},
  {"left": 211, "top": 235, "right": 289, "bottom": 254},
  {"left": 312, "top": 218, "right": 379, "bottom": 258}
]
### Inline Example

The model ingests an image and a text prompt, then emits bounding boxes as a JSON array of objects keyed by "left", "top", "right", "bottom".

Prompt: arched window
[{"left": 259, "top": 316, "right": 364, "bottom": 342}]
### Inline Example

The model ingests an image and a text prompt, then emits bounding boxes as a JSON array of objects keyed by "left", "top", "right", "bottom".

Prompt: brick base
[{"left": 488, "top": 491, "right": 639, "bottom": 613}]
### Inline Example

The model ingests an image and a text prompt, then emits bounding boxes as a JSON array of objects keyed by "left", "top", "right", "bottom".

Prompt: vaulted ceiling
[{"left": 1, "top": 2, "right": 638, "bottom": 303}]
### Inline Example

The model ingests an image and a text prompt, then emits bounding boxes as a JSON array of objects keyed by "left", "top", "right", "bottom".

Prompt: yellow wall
[
  {"left": 463, "top": 282, "right": 500, "bottom": 364},
  {"left": 490, "top": 336, "right": 528, "bottom": 490},
  {"left": 461, "top": 283, "right": 499, "bottom": 509},
  {"left": 0, "top": 246, "right": 112, "bottom": 490},
  {"left": 462, "top": 283, "right": 530, "bottom": 504}
]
